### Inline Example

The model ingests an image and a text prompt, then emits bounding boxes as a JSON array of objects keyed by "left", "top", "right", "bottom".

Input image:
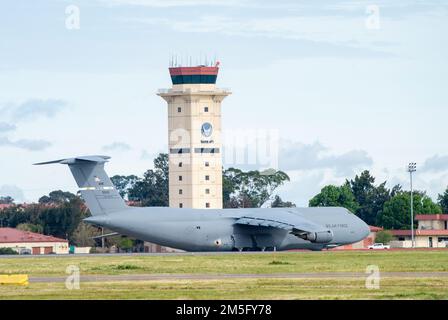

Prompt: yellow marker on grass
[{"left": 0, "top": 274, "right": 29, "bottom": 286}]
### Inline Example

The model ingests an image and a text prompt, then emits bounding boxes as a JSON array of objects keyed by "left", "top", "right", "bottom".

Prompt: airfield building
[
  {"left": 158, "top": 62, "right": 230, "bottom": 209},
  {"left": 389, "top": 214, "right": 448, "bottom": 248},
  {"left": 0, "top": 227, "right": 69, "bottom": 254}
]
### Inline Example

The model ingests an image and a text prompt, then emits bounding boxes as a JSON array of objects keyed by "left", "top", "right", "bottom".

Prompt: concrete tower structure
[{"left": 158, "top": 63, "right": 230, "bottom": 209}]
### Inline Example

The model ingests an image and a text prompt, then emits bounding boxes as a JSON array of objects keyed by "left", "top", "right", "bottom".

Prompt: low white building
[
  {"left": 389, "top": 214, "right": 448, "bottom": 248},
  {"left": 0, "top": 227, "right": 69, "bottom": 254}
]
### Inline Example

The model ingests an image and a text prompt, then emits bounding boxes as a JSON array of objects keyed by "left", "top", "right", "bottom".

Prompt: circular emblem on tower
[{"left": 201, "top": 122, "right": 213, "bottom": 137}]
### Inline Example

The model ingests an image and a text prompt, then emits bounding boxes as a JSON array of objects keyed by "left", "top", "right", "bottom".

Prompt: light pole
[{"left": 408, "top": 162, "right": 416, "bottom": 248}]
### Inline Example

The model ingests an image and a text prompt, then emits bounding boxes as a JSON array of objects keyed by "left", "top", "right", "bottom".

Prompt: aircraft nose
[{"left": 358, "top": 219, "right": 370, "bottom": 241}]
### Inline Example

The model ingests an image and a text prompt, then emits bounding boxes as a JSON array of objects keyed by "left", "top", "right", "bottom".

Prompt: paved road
[{"left": 29, "top": 272, "right": 448, "bottom": 283}]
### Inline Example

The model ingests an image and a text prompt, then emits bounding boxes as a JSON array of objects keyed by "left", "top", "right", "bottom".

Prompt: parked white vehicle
[{"left": 368, "top": 243, "right": 390, "bottom": 250}]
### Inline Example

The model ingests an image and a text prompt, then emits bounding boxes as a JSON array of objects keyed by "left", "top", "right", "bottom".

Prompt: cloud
[
  {"left": 0, "top": 99, "right": 66, "bottom": 152},
  {"left": 100, "top": 0, "right": 247, "bottom": 7},
  {"left": 100, "top": 0, "right": 448, "bottom": 14},
  {"left": 102, "top": 142, "right": 132, "bottom": 152},
  {"left": 420, "top": 154, "right": 448, "bottom": 173},
  {"left": 122, "top": 15, "right": 394, "bottom": 59},
  {"left": 279, "top": 140, "right": 373, "bottom": 177},
  {"left": 12, "top": 99, "right": 66, "bottom": 121},
  {"left": 0, "top": 122, "right": 16, "bottom": 133},
  {"left": 5, "top": 99, "right": 68, "bottom": 122},
  {"left": 0, "top": 136, "right": 52, "bottom": 151},
  {"left": 276, "top": 171, "right": 326, "bottom": 206},
  {"left": 140, "top": 149, "right": 154, "bottom": 160},
  {"left": 0, "top": 185, "right": 25, "bottom": 203}
]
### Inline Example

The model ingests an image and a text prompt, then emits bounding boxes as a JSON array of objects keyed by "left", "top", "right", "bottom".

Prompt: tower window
[
  {"left": 205, "top": 175, "right": 210, "bottom": 181},
  {"left": 170, "top": 148, "right": 190, "bottom": 154},
  {"left": 206, "top": 203, "right": 210, "bottom": 208},
  {"left": 177, "top": 107, "right": 182, "bottom": 113},
  {"left": 204, "top": 106, "right": 209, "bottom": 112},
  {"left": 179, "top": 162, "right": 183, "bottom": 167},
  {"left": 205, "top": 161, "right": 210, "bottom": 167},
  {"left": 194, "top": 148, "right": 220, "bottom": 154},
  {"left": 179, "top": 189, "right": 183, "bottom": 195},
  {"left": 179, "top": 175, "right": 183, "bottom": 181},
  {"left": 205, "top": 188, "right": 210, "bottom": 194},
  {"left": 179, "top": 203, "right": 183, "bottom": 208}
]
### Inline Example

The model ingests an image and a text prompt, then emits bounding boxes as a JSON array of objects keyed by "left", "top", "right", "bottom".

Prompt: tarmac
[
  {"left": 29, "top": 272, "right": 448, "bottom": 283},
  {"left": 0, "top": 251, "right": 300, "bottom": 258},
  {"left": 1, "top": 248, "right": 446, "bottom": 259}
]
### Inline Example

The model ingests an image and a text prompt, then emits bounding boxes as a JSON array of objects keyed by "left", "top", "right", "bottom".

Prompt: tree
[
  {"left": 374, "top": 230, "right": 393, "bottom": 244},
  {"left": 37, "top": 197, "right": 86, "bottom": 240},
  {"left": 271, "top": 195, "right": 296, "bottom": 208},
  {"left": 223, "top": 168, "right": 237, "bottom": 207},
  {"left": 118, "top": 237, "right": 134, "bottom": 252},
  {"left": 128, "top": 153, "right": 169, "bottom": 206},
  {"left": 0, "top": 248, "right": 18, "bottom": 255},
  {"left": 16, "top": 223, "right": 43, "bottom": 234},
  {"left": 370, "top": 181, "right": 394, "bottom": 224},
  {"left": 0, "top": 195, "right": 88, "bottom": 241},
  {"left": 39, "top": 190, "right": 77, "bottom": 204},
  {"left": 309, "top": 185, "right": 358, "bottom": 213},
  {"left": 346, "top": 171, "right": 395, "bottom": 226},
  {"left": 110, "top": 175, "right": 139, "bottom": 199},
  {"left": 222, "top": 168, "right": 290, "bottom": 208},
  {"left": 391, "top": 184, "right": 402, "bottom": 197},
  {"left": 437, "top": 186, "right": 448, "bottom": 213},
  {"left": 376, "top": 191, "right": 441, "bottom": 229},
  {"left": 0, "top": 196, "right": 14, "bottom": 204},
  {"left": 348, "top": 170, "right": 375, "bottom": 205},
  {"left": 72, "top": 222, "right": 101, "bottom": 247}
]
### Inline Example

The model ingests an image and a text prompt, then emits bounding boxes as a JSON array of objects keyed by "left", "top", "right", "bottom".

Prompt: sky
[{"left": 0, "top": 0, "right": 447, "bottom": 206}]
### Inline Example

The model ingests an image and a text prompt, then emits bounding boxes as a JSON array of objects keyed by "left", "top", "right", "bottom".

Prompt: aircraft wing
[{"left": 234, "top": 210, "right": 333, "bottom": 243}]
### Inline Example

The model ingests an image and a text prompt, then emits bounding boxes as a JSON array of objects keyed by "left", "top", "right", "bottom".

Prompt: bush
[
  {"left": 16, "top": 223, "right": 44, "bottom": 234},
  {"left": 114, "top": 264, "right": 141, "bottom": 270},
  {"left": 375, "top": 231, "right": 393, "bottom": 244},
  {"left": 269, "top": 260, "right": 292, "bottom": 265},
  {"left": 0, "top": 247, "right": 18, "bottom": 255}
]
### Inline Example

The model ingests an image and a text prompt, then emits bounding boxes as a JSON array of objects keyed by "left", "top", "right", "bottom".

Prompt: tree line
[
  {"left": 110, "top": 153, "right": 293, "bottom": 209},
  {"left": 309, "top": 170, "right": 448, "bottom": 229}
]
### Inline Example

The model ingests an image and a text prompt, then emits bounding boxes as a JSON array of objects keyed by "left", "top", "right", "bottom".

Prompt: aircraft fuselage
[{"left": 85, "top": 206, "right": 370, "bottom": 251}]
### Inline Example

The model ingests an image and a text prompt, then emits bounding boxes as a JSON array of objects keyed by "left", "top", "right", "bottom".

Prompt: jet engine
[{"left": 298, "top": 230, "right": 333, "bottom": 243}]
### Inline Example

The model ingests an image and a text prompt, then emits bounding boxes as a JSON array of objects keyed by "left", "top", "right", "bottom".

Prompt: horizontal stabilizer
[
  {"left": 90, "top": 232, "right": 120, "bottom": 239},
  {"left": 34, "top": 155, "right": 110, "bottom": 165}
]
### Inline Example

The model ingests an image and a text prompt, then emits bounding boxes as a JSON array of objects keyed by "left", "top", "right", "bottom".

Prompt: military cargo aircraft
[{"left": 35, "top": 156, "right": 370, "bottom": 251}]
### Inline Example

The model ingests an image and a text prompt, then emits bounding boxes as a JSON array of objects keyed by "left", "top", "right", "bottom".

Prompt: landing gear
[{"left": 233, "top": 246, "right": 277, "bottom": 252}]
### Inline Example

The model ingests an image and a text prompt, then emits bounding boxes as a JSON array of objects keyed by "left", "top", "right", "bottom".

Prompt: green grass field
[{"left": 1, "top": 250, "right": 447, "bottom": 299}]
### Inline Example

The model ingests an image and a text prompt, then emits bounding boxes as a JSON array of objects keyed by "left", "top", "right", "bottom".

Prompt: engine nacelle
[
  {"left": 211, "top": 235, "right": 234, "bottom": 251},
  {"left": 301, "top": 230, "right": 333, "bottom": 243}
]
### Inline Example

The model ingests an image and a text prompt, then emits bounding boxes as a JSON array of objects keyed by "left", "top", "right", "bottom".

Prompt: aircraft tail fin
[{"left": 34, "top": 155, "right": 127, "bottom": 216}]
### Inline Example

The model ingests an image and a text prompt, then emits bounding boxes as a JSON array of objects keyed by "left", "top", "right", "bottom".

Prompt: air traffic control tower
[{"left": 158, "top": 62, "right": 230, "bottom": 209}]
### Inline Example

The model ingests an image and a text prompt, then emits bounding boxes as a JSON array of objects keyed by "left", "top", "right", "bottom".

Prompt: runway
[
  {"left": 0, "top": 251, "right": 302, "bottom": 259},
  {"left": 1, "top": 248, "right": 445, "bottom": 259},
  {"left": 29, "top": 272, "right": 448, "bottom": 283}
]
